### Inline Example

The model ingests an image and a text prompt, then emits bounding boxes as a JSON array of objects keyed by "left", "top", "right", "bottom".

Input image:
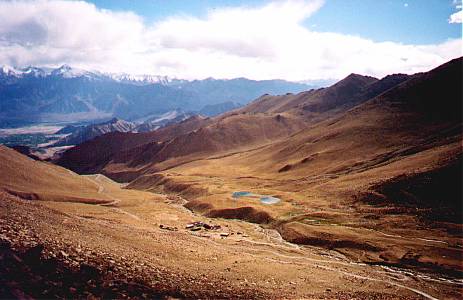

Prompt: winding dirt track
[
  {"left": 191, "top": 230, "right": 460, "bottom": 299},
  {"left": 69, "top": 177, "right": 460, "bottom": 299},
  {"left": 6, "top": 164, "right": 456, "bottom": 299},
  {"left": 83, "top": 174, "right": 140, "bottom": 220}
]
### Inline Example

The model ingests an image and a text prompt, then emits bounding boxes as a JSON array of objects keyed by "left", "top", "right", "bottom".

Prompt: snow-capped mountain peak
[
  {"left": 21, "top": 66, "right": 53, "bottom": 77},
  {"left": 0, "top": 64, "right": 183, "bottom": 84},
  {"left": 1, "top": 65, "right": 19, "bottom": 76},
  {"left": 50, "top": 64, "right": 97, "bottom": 78},
  {"left": 108, "top": 73, "right": 177, "bottom": 85},
  {"left": 1, "top": 65, "right": 53, "bottom": 78}
]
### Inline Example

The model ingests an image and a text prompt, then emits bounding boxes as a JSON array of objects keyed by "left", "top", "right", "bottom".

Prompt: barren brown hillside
[
  {"left": 238, "top": 73, "right": 410, "bottom": 115},
  {"left": 11, "top": 57, "right": 459, "bottom": 299},
  {"left": 1, "top": 0, "right": 462, "bottom": 297},
  {"left": 127, "top": 57, "right": 462, "bottom": 279},
  {"left": 57, "top": 115, "right": 211, "bottom": 174},
  {"left": 0, "top": 145, "right": 110, "bottom": 204},
  {"left": 5, "top": 145, "right": 461, "bottom": 299},
  {"left": 58, "top": 110, "right": 308, "bottom": 180},
  {"left": 57, "top": 68, "right": 413, "bottom": 180}
]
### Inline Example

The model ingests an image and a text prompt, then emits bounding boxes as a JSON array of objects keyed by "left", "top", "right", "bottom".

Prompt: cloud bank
[
  {"left": 449, "top": 0, "right": 462, "bottom": 23},
  {"left": 449, "top": 11, "right": 462, "bottom": 23},
  {"left": 0, "top": 0, "right": 461, "bottom": 80}
]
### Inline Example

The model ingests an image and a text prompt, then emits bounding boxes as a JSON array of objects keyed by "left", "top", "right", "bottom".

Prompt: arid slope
[
  {"left": 5, "top": 145, "right": 462, "bottom": 299},
  {"left": 57, "top": 71, "right": 412, "bottom": 180},
  {"left": 49, "top": 57, "right": 463, "bottom": 295},
  {"left": 126, "top": 57, "right": 463, "bottom": 277},
  {"left": 0, "top": 145, "right": 110, "bottom": 203}
]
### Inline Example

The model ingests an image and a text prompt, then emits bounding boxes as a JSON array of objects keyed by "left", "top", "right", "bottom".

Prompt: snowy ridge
[
  {"left": 0, "top": 64, "right": 180, "bottom": 84},
  {"left": 0, "top": 64, "right": 98, "bottom": 79},
  {"left": 108, "top": 73, "right": 176, "bottom": 85}
]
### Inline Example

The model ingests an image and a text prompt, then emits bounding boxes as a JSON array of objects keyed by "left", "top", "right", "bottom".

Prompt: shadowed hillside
[
  {"left": 3, "top": 58, "right": 463, "bottom": 300},
  {"left": 0, "top": 145, "right": 110, "bottom": 203},
  {"left": 5, "top": 141, "right": 453, "bottom": 299},
  {"left": 239, "top": 73, "right": 410, "bottom": 115},
  {"left": 57, "top": 68, "right": 414, "bottom": 180},
  {"left": 111, "top": 57, "right": 463, "bottom": 277},
  {"left": 57, "top": 115, "right": 211, "bottom": 174},
  {"left": 55, "top": 58, "right": 463, "bottom": 278}
]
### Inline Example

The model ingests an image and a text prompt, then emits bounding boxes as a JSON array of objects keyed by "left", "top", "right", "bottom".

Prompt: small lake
[
  {"left": 260, "top": 196, "right": 281, "bottom": 205},
  {"left": 232, "top": 191, "right": 254, "bottom": 198},
  {"left": 232, "top": 191, "right": 281, "bottom": 205}
]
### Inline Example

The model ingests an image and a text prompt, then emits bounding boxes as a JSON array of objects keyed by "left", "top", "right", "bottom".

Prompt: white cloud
[
  {"left": 450, "top": 0, "right": 462, "bottom": 23},
  {"left": 449, "top": 10, "right": 462, "bottom": 23},
  {"left": 452, "top": 0, "right": 462, "bottom": 9},
  {"left": 0, "top": 0, "right": 461, "bottom": 80}
]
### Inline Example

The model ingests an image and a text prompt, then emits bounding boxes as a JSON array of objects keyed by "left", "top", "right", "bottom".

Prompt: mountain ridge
[
  {"left": 120, "top": 57, "right": 462, "bottom": 275},
  {"left": 0, "top": 65, "right": 314, "bottom": 127},
  {"left": 54, "top": 60, "right": 446, "bottom": 181},
  {"left": 4, "top": 58, "right": 463, "bottom": 294}
]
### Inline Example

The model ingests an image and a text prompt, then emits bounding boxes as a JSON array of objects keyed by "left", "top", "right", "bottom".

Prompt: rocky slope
[
  {"left": 54, "top": 118, "right": 137, "bottom": 146},
  {"left": 5, "top": 146, "right": 458, "bottom": 299},
  {"left": 56, "top": 68, "right": 414, "bottom": 179},
  {"left": 57, "top": 57, "right": 463, "bottom": 281}
]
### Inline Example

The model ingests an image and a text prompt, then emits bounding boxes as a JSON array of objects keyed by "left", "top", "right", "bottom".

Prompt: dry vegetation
[
  {"left": 1, "top": 58, "right": 462, "bottom": 298},
  {"left": 1, "top": 145, "right": 461, "bottom": 299}
]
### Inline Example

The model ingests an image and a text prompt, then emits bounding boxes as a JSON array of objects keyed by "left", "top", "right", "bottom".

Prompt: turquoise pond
[
  {"left": 232, "top": 191, "right": 281, "bottom": 205},
  {"left": 232, "top": 191, "right": 254, "bottom": 198},
  {"left": 259, "top": 196, "right": 281, "bottom": 205}
]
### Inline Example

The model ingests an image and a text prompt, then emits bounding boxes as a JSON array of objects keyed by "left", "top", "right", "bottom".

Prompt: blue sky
[
  {"left": 90, "top": 0, "right": 461, "bottom": 44},
  {"left": 0, "top": 0, "right": 461, "bottom": 80}
]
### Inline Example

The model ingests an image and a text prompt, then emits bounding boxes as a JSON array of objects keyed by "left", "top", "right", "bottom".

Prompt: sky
[{"left": 0, "top": 0, "right": 461, "bottom": 80}]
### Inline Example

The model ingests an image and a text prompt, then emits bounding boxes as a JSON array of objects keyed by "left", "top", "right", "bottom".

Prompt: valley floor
[{"left": 1, "top": 174, "right": 461, "bottom": 299}]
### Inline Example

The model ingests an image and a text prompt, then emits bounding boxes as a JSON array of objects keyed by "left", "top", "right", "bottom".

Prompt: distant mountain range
[
  {"left": 53, "top": 118, "right": 137, "bottom": 146},
  {"left": 2, "top": 58, "right": 461, "bottom": 285},
  {"left": 54, "top": 109, "right": 197, "bottom": 146},
  {"left": 0, "top": 65, "right": 314, "bottom": 127},
  {"left": 55, "top": 58, "right": 462, "bottom": 274}
]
